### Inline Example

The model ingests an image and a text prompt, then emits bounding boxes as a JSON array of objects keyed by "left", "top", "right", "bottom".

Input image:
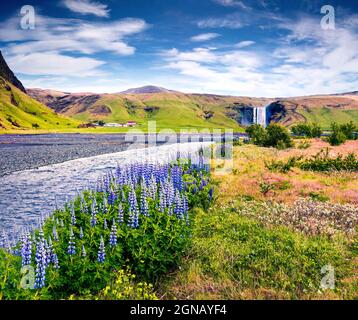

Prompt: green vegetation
[
  {"left": 291, "top": 122, "right": 322, "bottom": 138},
  {"left": 0, "top": 78, "right": 79, "bottom": 131},
  {"left": 327, "top": 121, "right": 357, "bottom": 146},
  {"left": 265, "top": 148, "right": 358, "bottom": 172},
  {"left": 0, "top": 161, "right": 213, "bottom": 300},
  {"left": 246, "top": 123, "right": 293, "bottom": 149},
  {"left": 67, "top": 93, "right": 243, "bottom": 132},
  {"left": 161, "top": 204, "right": 356, "bottom": 299},
  {"left": 298, "top": 106, "right": 358, "bottom": 130}
]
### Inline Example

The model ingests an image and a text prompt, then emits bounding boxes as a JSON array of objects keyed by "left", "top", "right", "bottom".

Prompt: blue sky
[{"left": 0, "top": 0, "right": 357, "bottom": 97}]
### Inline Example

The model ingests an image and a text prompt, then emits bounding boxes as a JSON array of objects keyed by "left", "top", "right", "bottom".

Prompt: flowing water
[{"left": 0, "top": 142, "right": 210, "bottom": 243}]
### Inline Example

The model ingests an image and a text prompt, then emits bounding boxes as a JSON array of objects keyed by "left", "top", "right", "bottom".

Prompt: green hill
[
  {"left": 0, "top": 77, "right": 80, "bottom": 131},
  {"left": 66, "top": 92, "right": 247, "bottom": 131},
  {"left": 28, "top": 86, "right": 358, "bottom": 132}
]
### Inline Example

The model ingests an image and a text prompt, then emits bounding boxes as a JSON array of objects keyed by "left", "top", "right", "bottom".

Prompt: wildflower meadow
[{"left": 0, "top": 155, "right": 214, "bottom": 300}]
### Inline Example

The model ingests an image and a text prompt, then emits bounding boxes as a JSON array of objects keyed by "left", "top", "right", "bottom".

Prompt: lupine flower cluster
[{"left": 0, "top": 154, "right": 212, "bottom": 291}]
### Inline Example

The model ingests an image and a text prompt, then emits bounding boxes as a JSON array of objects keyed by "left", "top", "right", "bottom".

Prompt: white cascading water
[{"left": 253, "top": 106, "right": 267, "bottom": 127}]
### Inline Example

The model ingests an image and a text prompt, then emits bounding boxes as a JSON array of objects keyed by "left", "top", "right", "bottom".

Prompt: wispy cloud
[
  {"left": 0, "top": 16, "right": 148, "bottom": 56},
  {"left": 62, "top": 0, "right": 110, "bottom": 17},
  {"left": 190, "top": 33, "right": 220, "bottom": 42},
  {"left": 198, "top": 14, "right": 245, "bottom": 29},
  {"left": 6, "top": 52, "right": 105, "bottom": 76},
  {"left": 235, "top": 40, "right": 255, "bottom": 48},
  {"left": 160, "top": 12, "right": 358, "bottom": 97},
  {"left": 213, "top": 0, "right": 250, "bottom": 10}
]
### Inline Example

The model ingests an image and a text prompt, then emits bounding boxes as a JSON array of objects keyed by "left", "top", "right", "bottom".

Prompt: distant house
[
  {"left": 127, "top": 121, "right": 137, "bottom": 127},
  {"left": 103, "top": 123, "right": 123, "bottom": 128}
]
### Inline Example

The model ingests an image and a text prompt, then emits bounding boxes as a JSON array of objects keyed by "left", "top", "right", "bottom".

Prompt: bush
[
  {"left": 265, "top": 156, "right": 302, "bottom": 173},
  {"left": 291, "top": 123, "right": 322, "bottom": 138},
  {"left": 245, "top": 124, "right": 267, "bottom": 146},
  {"left": 265, "top": 124, "right": 293, "bottom": 149},
  {"left": 246, "top": 124, "right": 293, "bottom": 149},
  {"left": 327, "top": 122, "right": 347, "bottom": 146},
  {"left": 340, "top": 121, "right": 357, "bottom": 140},
  {"left": 299, "top": 148, "right": 358, "bottom": 172},
  {"left": 297, "top": 140, "right": 311, "bottom": 149}
]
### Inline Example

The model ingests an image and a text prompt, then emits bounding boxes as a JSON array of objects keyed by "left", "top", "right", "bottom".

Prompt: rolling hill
[
  {"left": 0, "top": 51, "right": 80, "bottom": 131},
  {"left": 1, "top": 49, "right": 357, "bottom": 132},
  {"left": 27, "top": 86, "right": 358, "bottom": 131},
  {"left": 0, "top": 78, "right": 80, "bottom": 131}
]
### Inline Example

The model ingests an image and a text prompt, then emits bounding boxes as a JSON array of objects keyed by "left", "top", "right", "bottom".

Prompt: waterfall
[{"left": 253, "top": 106, "right": 267, "bottom": 128}]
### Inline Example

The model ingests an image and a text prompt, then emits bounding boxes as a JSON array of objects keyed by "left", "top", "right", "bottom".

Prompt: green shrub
[
  {"left": 299, "top": 148, "right": 358, "bottom": 172},
  {"left": 291, "top": 123, "right": 322, "bottom": 138},
  {"left": 265, "top": 156, "right": 301, "bottom": 173},
  {"left": 246, "top": 124, "right": 267, "bottom": 146},
  {"left": 246, "top": 124, "right": 293, "bottom": 149},
  {"left": 308, "top": 192, "right": 330, "bottom": 202},
  {"left": 340, "top": 121, "right": 357, "bottom": 140},
  {"left": 297, "top": 140, "right": 311, "bottom": 149},
  {"left": 265, "top": 124, "right": 293, "bottom": 149},
  {"left": 327, "top": 122, "right": 347, "bottom": 146}
]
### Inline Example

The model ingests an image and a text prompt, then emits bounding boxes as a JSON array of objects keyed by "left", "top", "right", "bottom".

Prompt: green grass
[
  {"left": 0, "top": 79, "right": 80, "bottom": 130},
  {"left": 65, "top": 93, "right": 243, "bottom": 132},
  {"left": 298, "top": 106, "right": 358, "bottom": 130},
  {"left": 160, "top": 204, "right": 357, "bottom": 300}
]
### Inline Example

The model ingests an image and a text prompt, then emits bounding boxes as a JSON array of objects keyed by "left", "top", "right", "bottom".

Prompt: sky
[{"left": 0, "top": 0, "right": 357, "bottom": 97}]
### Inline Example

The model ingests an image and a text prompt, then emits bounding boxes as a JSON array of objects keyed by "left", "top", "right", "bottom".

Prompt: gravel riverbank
[{"left": 0, "top": 134, "right": 140, "bottom": 176}]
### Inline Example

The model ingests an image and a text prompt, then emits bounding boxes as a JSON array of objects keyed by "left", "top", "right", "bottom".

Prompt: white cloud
[
  {"left": 198, "top": 15, "right": 244, "bottom": 29},
  {"left": 159, "top": 14, "right": 358, "bottom": 97},
  {"left": 235, "top": 41, "right": 255, "bottom": 48},
  {"left": 6, "top": 52, "right": 105, "bottom": 76},
  {"left": 213, "top": 0, "right": 249, "bottom": 10},
  {"left": 62, "top": 0, "right": 110, "bottom": 17},
  {"left": 0, "top": 16, "right": 148, "bottom": 56},
  {"left": 190, "top": 33, "right": 220, "bottom": 42}
]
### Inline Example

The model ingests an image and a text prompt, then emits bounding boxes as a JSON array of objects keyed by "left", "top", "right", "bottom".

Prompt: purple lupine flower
[
  {"left": 21, "top": 231, "right": 32, "bottom": 266},
  {"left": 79, "top": 227, "right": 84, "bottom": 239},
  {"left": 128, "top": 186, "right": 139, "bottom": 212},
  {"left": 44, "top": 238, "right": 52, "bottom": 267},
  {"left": 70, "top": 204, "right": 76, "bottom": 225},
  {"left": 52, "top": 225, "right": 59, "bottom": 241},
  {"left": 128, "top": 208, "right": 139, "bottom": 228},
  {"left": 109, "top": 219, "right": 117, "bottom": 247},
  {"left": 104, "top": 219, "right": 108, "bottom": 229},
  {"left": 91, "top": 203, "right": 97, "bottom": 227},
  {"left": 34, "top": 229, "right": 47, "bottom": 289},
  {"left": 209, "top": 187, "right": 213, "bottom": 201},
  {"left": 174, "top": 191, "right": 184, "bottom": 219},
  {"left": 140, "top": 184, "right": 149, "bottom": 216},
  {"left": 108, "top": 190, "right": 116, "bottom": 205},
  {"left": 159, "top": 192, "right": 166, "bottom": 213},
  {"left": 97, "top": 236, "right": 105, "bottom": 263},
  {"left": 148, "top": 176, "right": 157, "bottom": 200},
  {"left": 67, "top": 228, "right": 76, "bottom": 255},
  {"left": 81, "top": 245, "right": 87, "bottom": 258},
  {"left": 52, "top": 253, "right": 60, "bottom": 269},
  {"left": 117, "top": 203, "right": 124, "bottom": 224}
]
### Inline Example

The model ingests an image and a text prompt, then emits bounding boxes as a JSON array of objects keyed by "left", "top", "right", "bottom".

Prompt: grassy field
[
  {"left": 159, "top": 140, "right": 358, "bottom": 299},
  {"left": 0, "top": 79, "right": 80, "bottom": 131},
  {"left": 298, "top": 106, "right": 358, "bottom": 130},
  {"left": 67, "top": 92, "right": 243, "bottom": 132}
]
